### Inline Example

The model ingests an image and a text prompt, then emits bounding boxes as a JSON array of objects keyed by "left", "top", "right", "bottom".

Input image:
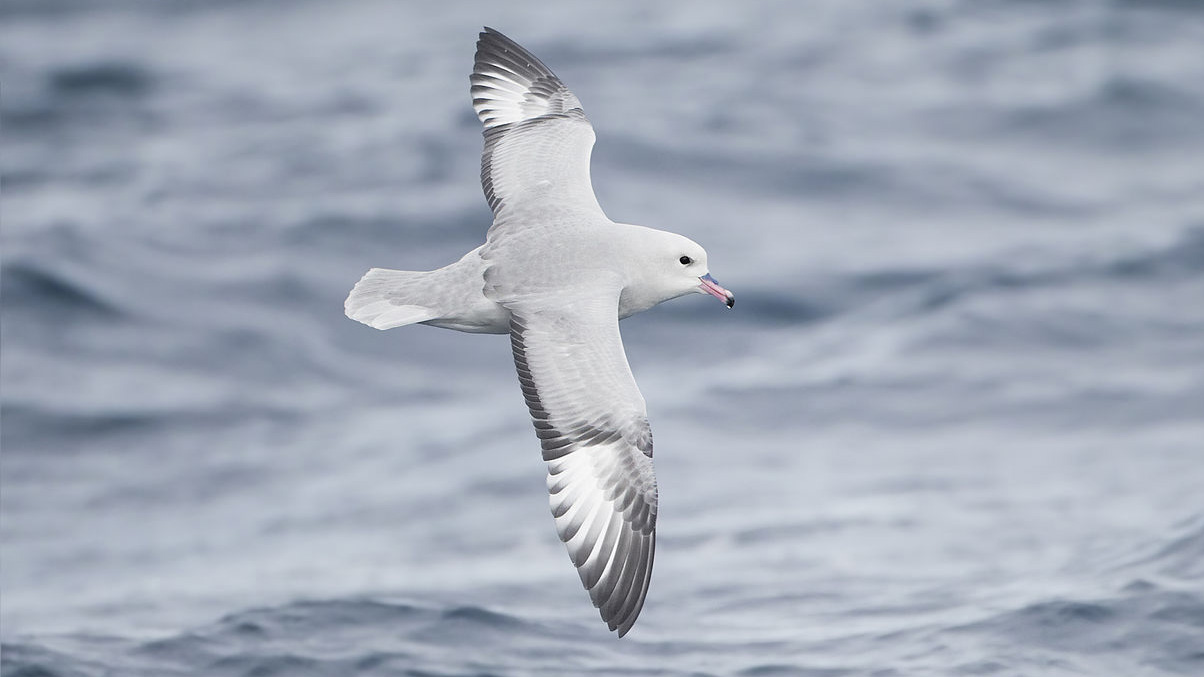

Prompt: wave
[
  {"left": 950, "top": 583, "right": 1204, "bottom": 675},
  {"left": 1, "top": 261, "right": 125, "bottom": 320},
  {"left": 930, "top": 70, "right": 1204, "bottom": 152},
  {"left": 688, "top": 226, "right": 1204, "bottom": 330},
  {"left": 0, "top": 598, "right": 584, "bottom": 677},
  {"left": 49, "top": 62, "right": 154, "bottom": 98},
  {"left": 1113, "top": 514, "right": 1204, "bottom": 582},
  {"left": 602, "top": 135, "right": 904, "bottom": 202},
  {"left": 0, "top": 404, "right": 168, "bottom": 443},
  {"left": 3, "top": 59, "right": 157, "bottom": 134}
]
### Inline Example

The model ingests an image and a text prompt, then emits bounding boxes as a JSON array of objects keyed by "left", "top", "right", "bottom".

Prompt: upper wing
[
  {"left": 506, "top": 291, "right": 657, "bottom": 637},
  {"left": 472, "top": 28, "right": 604, "bottom": 222}
]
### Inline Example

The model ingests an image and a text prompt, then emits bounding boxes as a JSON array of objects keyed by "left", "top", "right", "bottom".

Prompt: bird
[{"left": 344, "top": 27, "right": 734, "bottom": 637}]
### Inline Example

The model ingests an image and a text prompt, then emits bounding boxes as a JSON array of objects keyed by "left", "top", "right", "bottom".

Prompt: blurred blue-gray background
[{"left": 3, "top": 1, "right": 1203, "bottom": 675}]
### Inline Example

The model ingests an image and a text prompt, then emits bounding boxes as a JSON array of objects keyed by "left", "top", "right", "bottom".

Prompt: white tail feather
[{"left": 345, "top": 268, "right": 437, "bottom": 330}]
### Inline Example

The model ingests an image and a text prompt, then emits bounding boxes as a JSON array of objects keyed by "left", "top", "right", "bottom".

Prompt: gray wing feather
[
  {"left": 508, "top": 300, "right": 657, "bottom": 637},
  {"left": 472, "top": 28, "right": 603, "bottom": 222}
]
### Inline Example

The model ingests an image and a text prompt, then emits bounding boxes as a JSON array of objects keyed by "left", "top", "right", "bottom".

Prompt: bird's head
[{"left": 622, "top": 228, "right": 735, "bottom": 312}]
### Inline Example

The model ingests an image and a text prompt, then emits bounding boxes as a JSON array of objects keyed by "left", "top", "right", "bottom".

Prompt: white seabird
[{"left": 345, "top": 27, "right": 734, "bottom": 637}]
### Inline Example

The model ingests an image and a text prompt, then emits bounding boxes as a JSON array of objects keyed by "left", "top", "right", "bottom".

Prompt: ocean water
[{"left": 3, "top": 0, "right": 1203, "bottom": 675}]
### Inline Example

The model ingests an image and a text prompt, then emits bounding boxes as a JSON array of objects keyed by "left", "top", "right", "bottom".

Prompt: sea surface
[{"left": 3, "top": 1, "right": 1203, "bottom": 675}]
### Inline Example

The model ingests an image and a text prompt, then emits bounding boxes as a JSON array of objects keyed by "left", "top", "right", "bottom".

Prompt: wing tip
[
  {"left": 613, "top": 534, "right": 655, "bottom": 637},
  {"left": 472, "top": 27, "right": 565, "bottom": 92},
  {"left": 470, "top": 25, "right": 592, "bottom": 139},
  {"left": 474, "top": 26, "right": 550, "bottom": 75},
  {"left": 586, "top": 528, "right": 655, "bottom": 639},
  {"left": 476, "top": 26, "right": 536, "bottom": 60}
]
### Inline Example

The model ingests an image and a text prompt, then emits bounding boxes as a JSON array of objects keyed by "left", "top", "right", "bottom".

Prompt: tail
[{"left": 344, "top": 268, "right": 438, "bottom": 330}]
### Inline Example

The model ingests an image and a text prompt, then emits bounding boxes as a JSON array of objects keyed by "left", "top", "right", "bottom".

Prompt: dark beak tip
[{"left": 725, "top": 296, "right": 735, "bottom": 309}]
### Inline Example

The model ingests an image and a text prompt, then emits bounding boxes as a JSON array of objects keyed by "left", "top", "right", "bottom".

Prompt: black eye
[{"left": 679, "top": 255, "right": 692, "bottom": 265}]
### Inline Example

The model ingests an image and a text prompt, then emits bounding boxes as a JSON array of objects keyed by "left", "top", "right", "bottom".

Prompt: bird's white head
[{"left": 619, "top": 228, "right": 735, "bottom": 316}]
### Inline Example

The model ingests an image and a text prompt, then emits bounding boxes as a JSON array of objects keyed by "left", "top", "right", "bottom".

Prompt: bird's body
[{"left": 345, "top": 28, "right": 732, "bottom": 637}]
